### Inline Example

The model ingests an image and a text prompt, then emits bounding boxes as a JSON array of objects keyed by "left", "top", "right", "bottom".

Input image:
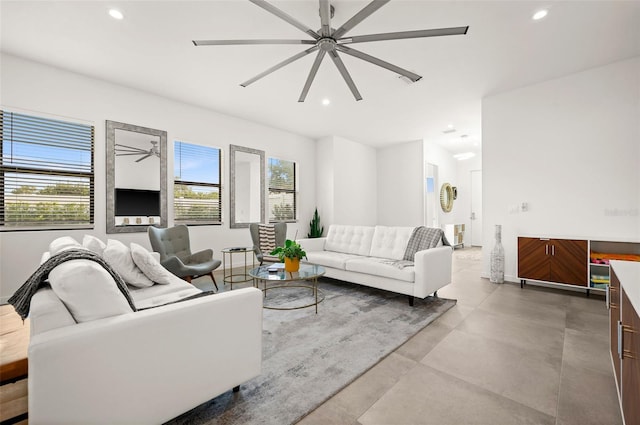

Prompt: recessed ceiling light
[
  {"left": 453, "top": 152, "right": 476, "bottom": 161},
  {"left": 109, "top": 9, "right": 124, "bottom": 20},
  {"left": 321, "top": 98, "right": 330, "bottom": 106},
  {"left": 447, "top": 123, "right": 454, "bottom": 129},
  {"left": 532, "top": 9, "right": 548, "bottom": 21}
]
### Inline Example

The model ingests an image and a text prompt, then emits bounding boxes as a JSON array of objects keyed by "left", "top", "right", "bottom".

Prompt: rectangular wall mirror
[
  {"left": 106, "top": 121, "right": 167, "bottom": 233},
  {"left": 230, "top": 144, "right": 264, "bottom": 228}
]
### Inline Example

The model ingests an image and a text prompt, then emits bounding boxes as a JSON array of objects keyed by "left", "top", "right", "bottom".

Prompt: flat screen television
[{"left": 115, "top": 188, "right": 160, "bottom": 216}]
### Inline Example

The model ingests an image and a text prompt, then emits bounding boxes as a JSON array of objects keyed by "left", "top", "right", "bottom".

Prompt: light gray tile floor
[{"left": 293, "top": 247, "right": 623, "bottom": 425}]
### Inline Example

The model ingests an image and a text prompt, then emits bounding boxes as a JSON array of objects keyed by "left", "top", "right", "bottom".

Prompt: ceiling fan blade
[
  {"left": 250, "top": 0, "right": 320, "bottom": 40},
  {"left": 336, "top": 45, "right": 421, "bottom": 82},
  {"left": 319, "top": 0, "right": 332, "bottom": 37},
  {"left": 298, "top": 50, "right": 327, "bottom": 103},
  {"left": 339, "top": 26, "right": 469, "bottom": 44},
  {"left": 115, "top": 144, "right": 148, "bottom": 154},
  {"left": 328, "top": 51, "right": 362, "bottom": 101},
  {"left": 193, "top": 39, "right": 315, "bottom": 46},
  {"left": 135, "top": 154, "right": 153, "bottom": 163},
  {"left": 332, "top": 0, "right": 390, "bottom": 39},
  {"left": 241, "top": 45, "right": 319, "bottom": 87}
]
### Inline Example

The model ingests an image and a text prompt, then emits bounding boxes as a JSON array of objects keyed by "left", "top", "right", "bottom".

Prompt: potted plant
[
  {"left": 270, "top": 239, "right": 307, "bottom": 272},
  {"left": 307, "top": 208, "right": 324, "bottom": 238}
]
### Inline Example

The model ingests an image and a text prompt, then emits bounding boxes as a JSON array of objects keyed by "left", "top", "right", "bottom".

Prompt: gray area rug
[{"left": 166, "top": 279, "right": 456, "bottom": 425}]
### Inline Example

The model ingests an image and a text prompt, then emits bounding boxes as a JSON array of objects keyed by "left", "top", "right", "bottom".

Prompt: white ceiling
[{"left": 1, "top": 1, "right": 639, "bottom": 154}]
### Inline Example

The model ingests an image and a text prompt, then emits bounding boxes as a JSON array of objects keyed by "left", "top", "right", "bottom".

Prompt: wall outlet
[
  {"left": 509, "top": 204, "right": 520, "bottom": 214},
  {"left": 521, "top": 202, "right": 528, "bottom": 212}
]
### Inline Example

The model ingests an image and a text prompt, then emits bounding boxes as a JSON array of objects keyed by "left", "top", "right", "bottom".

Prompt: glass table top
[{"left": 249, "top": 264, "right": 325, "bottom": 281}]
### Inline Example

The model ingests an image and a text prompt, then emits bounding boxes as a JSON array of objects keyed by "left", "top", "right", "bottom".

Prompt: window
[
  {"left": 268, "top": 157, "right": 296, "bottom": 222},
  {"left": 174, "top": 141, "right": 221, "bottom": 224},
  {"left": 0, "top": 110, "right": 94, "bottom": 230}
]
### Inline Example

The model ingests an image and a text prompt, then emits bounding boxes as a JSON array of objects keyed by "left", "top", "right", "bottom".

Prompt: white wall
[
  {"left": 483, "top": 57, "right": 640, "bottom": 281},
  {"left": 315, "top": 137, "right": 334, "bottom": 231},
  {"left": 315, "top": 136, "right": 377, "bottom": 227},
  {"left": 455, "top": 155, "right": 482, "bottom": 246},
  {"left": 0, "top": 54, "right": 317, "bottom": 302},
  {"left": 377, "top": 140, "right": 424, "bottom": 226},
  {"left": 423, "top": 141, "right": 460, "bottom": 226}
]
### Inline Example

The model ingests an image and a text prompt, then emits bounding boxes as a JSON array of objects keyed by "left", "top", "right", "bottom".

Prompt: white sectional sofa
[
  {"left": 26, "top": 237, "right": 263, "bottom": 425},
  {"left": 297, "top": 225, "right": 452, "bottom": 305}
]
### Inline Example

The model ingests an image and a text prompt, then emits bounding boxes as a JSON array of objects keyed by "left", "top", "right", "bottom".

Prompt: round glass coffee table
[{"left": 249, "top": 264, "right": 326, "bottom": 314}]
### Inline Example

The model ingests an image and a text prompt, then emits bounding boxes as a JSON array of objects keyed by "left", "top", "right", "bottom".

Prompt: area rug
[{"left": 165, "top": 279, "right": 456, "bottom": 425}]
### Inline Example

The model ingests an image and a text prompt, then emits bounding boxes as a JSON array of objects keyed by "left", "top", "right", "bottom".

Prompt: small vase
[
  {"left": 284, "top": 257, "right": 300, "bottom": 273},
  {"left": 490, "top": 225, "right": 505, "bottom": 284}
]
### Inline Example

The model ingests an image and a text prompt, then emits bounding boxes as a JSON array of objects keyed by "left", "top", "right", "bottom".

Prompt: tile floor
[{"left": 292, "top": 247, "right": 623, "bottom": 425}]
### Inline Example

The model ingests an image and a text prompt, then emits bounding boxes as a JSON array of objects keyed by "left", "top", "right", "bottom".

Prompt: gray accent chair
[
  {"left": 148, "top": 225, "right": 221, "bottom": 290},
  {"left": 249, "top": 222, "right": 287, "bottom": 265}
]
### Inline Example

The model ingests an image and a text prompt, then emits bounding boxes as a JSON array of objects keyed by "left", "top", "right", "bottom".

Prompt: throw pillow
[
  {"left": 102, "top": 239, "right": 154, "bottom": 288},
  {"left": 130, "top": 242, "right": 174, "bottom": 285},
  {"left": 49, "top": 236, "right": 83, "bottom": 256},
  {"left": 48, "top": 259, "right": 135, "bottom": 323},
  {"left": 82, "top": 234, "right": 107, "bottom": 256}
]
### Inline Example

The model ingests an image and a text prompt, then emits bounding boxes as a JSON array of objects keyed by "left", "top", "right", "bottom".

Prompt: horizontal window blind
[
  {"left": 1, "top": 111, "right": 94, "bottom": 229},
  {"left": 268, "top": 158, "right": 296, "bottom": 222},
  {"left": 174, "top": 141, "right": 221, "bottom": 224}
]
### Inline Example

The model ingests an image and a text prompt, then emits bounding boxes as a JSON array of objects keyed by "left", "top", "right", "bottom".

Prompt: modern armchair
[
  {"left": 250, "top": 222, "right": 287, "bottom": 265},
  {"left": 148, "top": 225, "right": 221, "bottom": 290}
]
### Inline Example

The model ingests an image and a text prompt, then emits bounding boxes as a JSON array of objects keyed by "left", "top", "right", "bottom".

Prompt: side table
[
  {"left": 221, "top": 247, "right": 256, "bottom": 290},
  {"left": 0, "top": 304, "right": 29, "bottom": 424}
]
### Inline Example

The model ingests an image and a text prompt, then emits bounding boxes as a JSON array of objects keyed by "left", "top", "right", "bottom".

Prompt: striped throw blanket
[{"left": 259, "top": 224, "right": 277, "bottom": 254}]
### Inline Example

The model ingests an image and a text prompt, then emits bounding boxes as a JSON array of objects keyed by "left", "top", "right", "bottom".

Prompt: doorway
[{"left": 470, "top": 169, "right": 482, "bottom": 246}]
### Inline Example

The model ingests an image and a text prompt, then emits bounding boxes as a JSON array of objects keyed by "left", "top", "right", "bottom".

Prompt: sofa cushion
[
  {"left": 49, "top": 236, "right": 83, "bottom": 256},
  {"left": 130, "top": 242, "right": 173, "bottom": 284},
  {"left": 29, "top": 287, "right": 77, "bottom": 335},
  {"left": 305, "top": 251, "right": 363, "bottom": 270},
  {"left": 324, "top": 225, "right": 374, "bottom": 256},
  {"left": 48, "top": 259, "right": 135, "bottom": 323},
  {"left": 82, "top": 234, "right": 107, "bottom": 256},
  {"left": 345, "top": 257, "right": 415, "bottom": 282},
  {"left": 127, "top": 278, "right": 201, "bottom": 309},
  {"left": 103, "top": 239, "right": 154, "bottom": 288},
  {"left": 369, "top": 226, "right": 415, "bottom": 260}
]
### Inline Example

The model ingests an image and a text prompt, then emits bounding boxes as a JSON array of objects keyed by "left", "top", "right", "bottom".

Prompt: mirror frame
[
  {"left": 106, "top": 120, "right": 167, "bottom": 234},
  {"left": 229, "top": 144, "right": 265, "bottom": 228},
  {"left": 440, "top": 182, "right": 454, "bottom": 213}
]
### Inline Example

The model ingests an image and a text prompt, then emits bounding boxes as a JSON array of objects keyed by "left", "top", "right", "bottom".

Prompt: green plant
[
  {"left": 270, "top": 239, "right": 307, "bottom": 262},
  {"left": 307, "top": 208, "right": 324, "bottom": 238}
]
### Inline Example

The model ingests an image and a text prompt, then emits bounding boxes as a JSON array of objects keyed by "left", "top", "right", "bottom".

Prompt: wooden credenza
[
  {"left": 518, "top": 237, "right": 588, "bottom": 288},
  {"left": 610, "top": 261, "right": 640, "bottom": 425}
]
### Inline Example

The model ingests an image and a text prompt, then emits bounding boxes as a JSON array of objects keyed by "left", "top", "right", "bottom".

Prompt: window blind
[
  {"left": 0, "top": 110, "right": 94, "bottom": 229},
  {"left": 174, "top": 141, "right": 222, "bottom": 224},
  {"left": 268, "top": 158, "right": 296, "bottom": 222}
]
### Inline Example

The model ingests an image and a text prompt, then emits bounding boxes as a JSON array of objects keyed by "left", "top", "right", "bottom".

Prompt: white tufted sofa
[{"left": 297, "top": 225, "right": 452, "bottom": 305}]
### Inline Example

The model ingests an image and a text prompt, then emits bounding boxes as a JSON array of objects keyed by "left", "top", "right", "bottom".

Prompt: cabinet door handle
[
  {"left": 606, "top": 285, "right": 609, "bottom": 309},
  {"left": 618, "top": 321, "right": 623, "bottom": 359},
  {"left": 621, "top": 324, "right": 638, "bottom": 360},
  {"left": 552, "top": 245, "right": 555, "bottom": 256},
  {"left": 545, "top": 245, "right": 549, "bottom": 255}
]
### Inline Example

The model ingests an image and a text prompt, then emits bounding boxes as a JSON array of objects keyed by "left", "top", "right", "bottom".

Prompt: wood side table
[{"left": 0, "top": 304, "right": 29, "bottom": 423}]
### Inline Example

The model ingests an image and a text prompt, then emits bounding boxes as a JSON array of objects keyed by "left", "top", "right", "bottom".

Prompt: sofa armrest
[
  {"left": 28, "top": 287, "right": 263, "bottom": 425},
  {"left": 413, "top": 246, "right": 453, "bottom": 298},
  {"left": 297, "top": 237, "right": 326, "bottom": 252}
]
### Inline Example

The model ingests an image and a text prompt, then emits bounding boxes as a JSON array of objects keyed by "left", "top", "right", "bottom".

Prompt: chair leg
[{"left": 209, "top": 272, "right": 219, "bottom": 291}]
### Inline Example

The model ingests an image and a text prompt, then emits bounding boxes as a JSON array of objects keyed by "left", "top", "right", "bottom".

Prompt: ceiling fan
[
  {"left": 115, "top": 141, "right": 160, "bottom": 163},
  {"left": 193, "top": 0, "right": 468, "bottom": 102}
]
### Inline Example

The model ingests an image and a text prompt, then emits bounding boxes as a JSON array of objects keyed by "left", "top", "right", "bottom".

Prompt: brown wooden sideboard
[{"left": 610, "top": 261, "right": 639, "bottom": 425}]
